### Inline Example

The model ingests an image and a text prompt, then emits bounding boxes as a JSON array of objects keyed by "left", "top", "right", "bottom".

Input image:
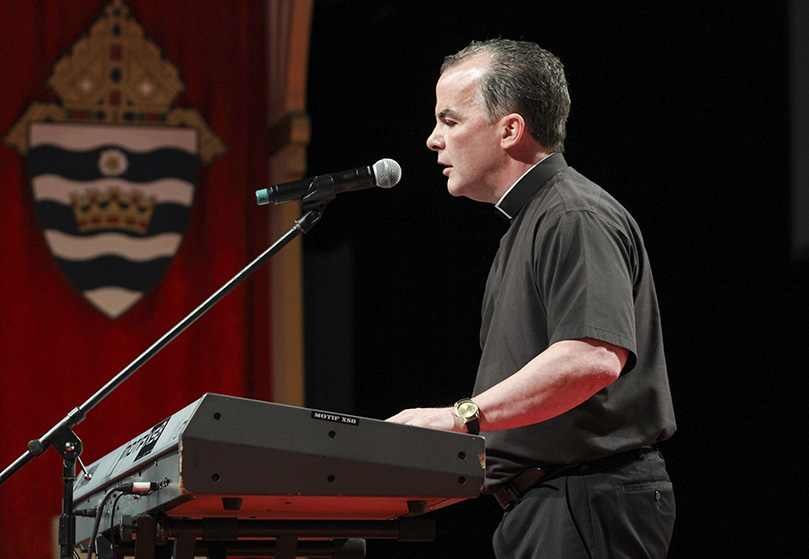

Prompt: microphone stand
[{"left": 0, "top": 198, "right": 330, "bottom": 559}]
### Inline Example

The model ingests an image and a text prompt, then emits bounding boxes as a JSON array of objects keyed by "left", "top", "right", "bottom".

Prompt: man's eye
[{"left": 443, "top": 120, "right": 457, "bottom": 127}]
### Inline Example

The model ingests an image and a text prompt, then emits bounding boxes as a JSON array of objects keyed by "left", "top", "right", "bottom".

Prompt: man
[{"left": 387, "top": 39, "right": 676, "bottom": 558}]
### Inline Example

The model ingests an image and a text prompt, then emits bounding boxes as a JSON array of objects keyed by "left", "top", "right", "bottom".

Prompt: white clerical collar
[{"left": 494, "top": 153, "right": 554, "bottom": 220}]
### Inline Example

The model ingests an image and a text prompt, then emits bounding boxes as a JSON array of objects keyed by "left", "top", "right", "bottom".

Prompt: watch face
[{"left": 457, "top": 401, "right": 478, "bottom": 419}]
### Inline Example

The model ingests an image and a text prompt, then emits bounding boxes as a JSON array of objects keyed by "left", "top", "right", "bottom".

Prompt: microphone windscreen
[{"left": 373, "top": 159, "right": 402, "bottom": 188}]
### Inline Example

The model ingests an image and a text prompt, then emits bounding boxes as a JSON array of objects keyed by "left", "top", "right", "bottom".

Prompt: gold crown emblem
[
  {"left": 71, "top": 187, "right": 156, "bottom": 234},
  {"left": 3, "top": 0, "right": 226, "bottom": 163}
]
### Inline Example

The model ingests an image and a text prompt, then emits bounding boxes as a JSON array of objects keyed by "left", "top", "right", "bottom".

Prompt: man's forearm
[
  {"left": 387, "top": 338, "right": 627, "bottom": 433},
  {"left": 474, "top": 338, "right": 627, "bottom": 432}
]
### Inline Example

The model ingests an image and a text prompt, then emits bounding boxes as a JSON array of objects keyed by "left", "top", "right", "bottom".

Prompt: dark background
[{"left": 302, "top": 2, "right": 806, "bottom": 557}]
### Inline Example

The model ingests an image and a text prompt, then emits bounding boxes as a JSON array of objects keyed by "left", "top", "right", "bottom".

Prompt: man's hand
[{"left": 386, "top": 406, "right": 462, "bottom": 432}]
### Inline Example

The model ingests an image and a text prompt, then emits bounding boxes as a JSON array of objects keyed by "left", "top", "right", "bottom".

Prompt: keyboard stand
[{"left": 92, "top": 515, "right": 436, "bottom": 559}]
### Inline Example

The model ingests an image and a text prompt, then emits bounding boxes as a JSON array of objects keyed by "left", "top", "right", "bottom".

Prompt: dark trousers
[{"left": 492, "top": 448, "right": 675, "bottom": 559}]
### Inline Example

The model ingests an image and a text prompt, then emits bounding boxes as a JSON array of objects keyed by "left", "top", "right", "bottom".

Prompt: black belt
[{"left": 491, "top": 446, "right": 655, "bottom": 510}]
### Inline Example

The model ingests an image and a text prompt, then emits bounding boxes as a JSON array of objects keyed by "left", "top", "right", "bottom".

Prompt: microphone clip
[{"left": 300, "top": 175, "right": 338, "bottom": 212}]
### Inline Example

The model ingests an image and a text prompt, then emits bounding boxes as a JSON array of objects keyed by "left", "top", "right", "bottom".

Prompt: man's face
[{"left": 426, "top": 55, "right": 505, "bottom": 203}]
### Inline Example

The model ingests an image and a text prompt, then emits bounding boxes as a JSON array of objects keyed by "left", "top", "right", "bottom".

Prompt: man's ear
[{"left": 500, "top": 113, "right": 527, "bottom": 149}]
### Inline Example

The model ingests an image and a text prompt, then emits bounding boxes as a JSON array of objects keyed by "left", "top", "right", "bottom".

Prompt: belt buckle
[{"left": 493, "top": 484, "right": 521, "bottom": 510}]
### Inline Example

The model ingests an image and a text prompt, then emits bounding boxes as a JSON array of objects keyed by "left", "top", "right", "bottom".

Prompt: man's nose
[{"left": 426, "top": 126, "right": 442, "bottom": 151}]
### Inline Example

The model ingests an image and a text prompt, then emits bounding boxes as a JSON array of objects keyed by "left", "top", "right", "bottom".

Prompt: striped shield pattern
[{"left": 28, "top": 122, "right": 198, "bottom": 319}]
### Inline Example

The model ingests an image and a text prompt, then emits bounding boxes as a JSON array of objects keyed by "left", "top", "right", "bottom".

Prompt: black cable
[
  {"left": 85, "top": 482, "right": 159, "bottom": 559},
  {"left": 108, "top": 492, "right": 127, "bottom": 559},
  {"left": 86, "top": 485, "right": 123, "bottom": 559}
]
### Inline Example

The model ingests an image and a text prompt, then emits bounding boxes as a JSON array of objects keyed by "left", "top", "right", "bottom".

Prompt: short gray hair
[{"left": 441, "top": 39, "right": 571, "bottom": 152}]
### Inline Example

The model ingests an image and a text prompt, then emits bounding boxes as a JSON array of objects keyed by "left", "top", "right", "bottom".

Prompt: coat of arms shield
[
  {"left": 4, "top": 0, "right": 225, "bottom": 319},
  {"left": 28, "top": 122, "right": 198, "bottom": 318}
]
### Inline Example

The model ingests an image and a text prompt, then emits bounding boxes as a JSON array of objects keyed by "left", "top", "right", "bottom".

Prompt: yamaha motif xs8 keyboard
[{"left": 72, "top": 394, "right": 485, "bottom": 546}]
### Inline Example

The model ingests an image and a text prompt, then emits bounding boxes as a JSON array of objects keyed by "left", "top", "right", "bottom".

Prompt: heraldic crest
[{"left": 4, "top": 0, "right": 227, "bottom": 319}]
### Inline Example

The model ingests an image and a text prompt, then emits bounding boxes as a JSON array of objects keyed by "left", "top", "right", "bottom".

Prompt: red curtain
[{"left": 0, "top": 1, "right": 271, "bottom": 556}]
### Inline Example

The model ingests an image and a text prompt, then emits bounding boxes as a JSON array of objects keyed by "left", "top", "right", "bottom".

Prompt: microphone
[{"left": 256, "top": 158, "right": 402, "bottom": 205}]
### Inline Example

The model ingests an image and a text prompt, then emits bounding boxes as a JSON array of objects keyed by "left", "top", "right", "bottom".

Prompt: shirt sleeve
[{"left": 534, "top": 209, "right": 638, "bottom": 372}]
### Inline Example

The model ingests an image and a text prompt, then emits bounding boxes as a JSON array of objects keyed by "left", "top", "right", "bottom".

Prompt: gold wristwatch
[{"left": 454, "top": 398, "right": 480, "bottom": 435}]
